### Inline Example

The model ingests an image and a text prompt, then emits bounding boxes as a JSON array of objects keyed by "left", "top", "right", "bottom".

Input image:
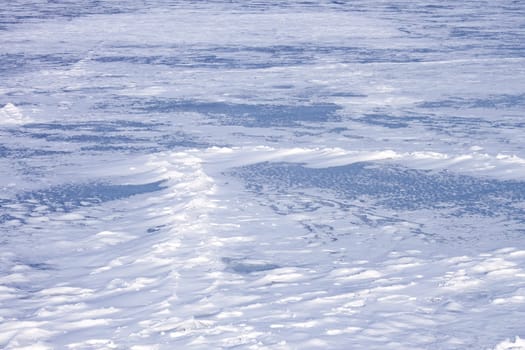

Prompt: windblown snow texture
[{"left": 1, "top": 1, "right": 525, "bottom": 349}]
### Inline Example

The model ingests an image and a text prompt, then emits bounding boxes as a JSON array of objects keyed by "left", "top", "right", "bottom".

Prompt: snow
[
  {"left": 494, "top": 337, "right": 525, "bottom": 350},
  {"left": 1, "top": 0, "right": 525, "bottom": 349},
  {"left": 0, "top": 103, "right": 32, "bottom": 125}
]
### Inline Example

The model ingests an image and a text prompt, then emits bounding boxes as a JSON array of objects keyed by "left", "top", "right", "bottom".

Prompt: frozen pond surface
[{"left": 1, "top": 1, "right": 525, "bottom": 349}]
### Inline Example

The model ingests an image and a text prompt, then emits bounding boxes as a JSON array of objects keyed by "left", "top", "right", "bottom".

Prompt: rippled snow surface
[{"left": 1, "top": 1, "right": 525, "bottom": 349}]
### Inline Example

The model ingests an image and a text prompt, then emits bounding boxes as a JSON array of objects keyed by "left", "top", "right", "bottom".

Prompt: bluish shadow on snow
[{"left": 232, "top": 162, "right": 525, "bottom": 217}]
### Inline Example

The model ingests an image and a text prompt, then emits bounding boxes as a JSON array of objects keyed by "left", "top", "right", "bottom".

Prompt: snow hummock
[
  {"left": 0, "top": 103, "right": 32, "bottom": 125},
  {"left": 493, "top": 337, "right": 525, "bottom": 350}
]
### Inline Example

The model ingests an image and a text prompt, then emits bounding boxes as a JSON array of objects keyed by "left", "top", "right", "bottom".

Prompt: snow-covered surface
[
  {"left": 1, "top": 1, "right": 525, "bottom": 349},
  {"left": 0, "top": 103, "right": 32, "bottom": 125}
]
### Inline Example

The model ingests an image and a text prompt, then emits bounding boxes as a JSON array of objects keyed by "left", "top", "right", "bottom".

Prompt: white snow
[
  {"left": 493, "top": 337, "right": 525, "bottom": 350},
  {"left": 0, "top": 103, "right": 32, "bottom": 125},
  {"left": 1, "top": 0, "right": 524, "bottom": 349}
]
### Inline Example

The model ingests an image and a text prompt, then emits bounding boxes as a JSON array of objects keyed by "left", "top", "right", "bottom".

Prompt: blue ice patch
[
  {"left": 232, "top": 162, "right": 525, "bottom": 217},
  {"left": 15, "top": 180, "right": 167, "bottom": 213},
  {"left": 119, "top": 98, "right": 342, "bottom": 127}
]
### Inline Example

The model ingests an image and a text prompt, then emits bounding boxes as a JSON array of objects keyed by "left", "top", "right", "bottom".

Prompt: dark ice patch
[
  {"left": 7, "top": 120, "right": 209, "bottom": 154},
  {"left": 0, "top": 0, "right": 132, "bottom": 29},
  {"left": 16, "top": 180, "right": 167, "bottom": 212},
  {"left": 92, "top": 43, "right": 442, "bottom": 72},
  {"left": 23, "top": 120, "right": 163, "bottom": 133},
  {"left": 0, "top": 53, "right": 80, "bottom": 76},
  {"left": 117, "top": 98, "right": 341, "bottom": 127},
  {"left": 353, "top": 112, "right": 525, "bottom": 137},
  {"left": 157, "top": 132, "right": 211, "bottom": 149},
  {"left": 232, "top": 162, "right": 525, "bottom": 217},
  {"left": 418, "top": 94, "right": 525, "bottom": 109},
  {"left": 359, "top": 114, "right": 410, "bottom": 129},
  {"left": 0, "top": 144, "right": 70, "bottom": 159},
  {"left": 222, "top": 257, "right": 280, "bottom": 274}
]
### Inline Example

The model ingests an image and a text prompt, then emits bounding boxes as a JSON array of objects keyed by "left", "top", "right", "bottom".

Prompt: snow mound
[
  {"left": 0, "top": 103, "right": 32, "bottom": 125},
  {"left": 493, "top": 337, "right": 525, "bottom": 350}
]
